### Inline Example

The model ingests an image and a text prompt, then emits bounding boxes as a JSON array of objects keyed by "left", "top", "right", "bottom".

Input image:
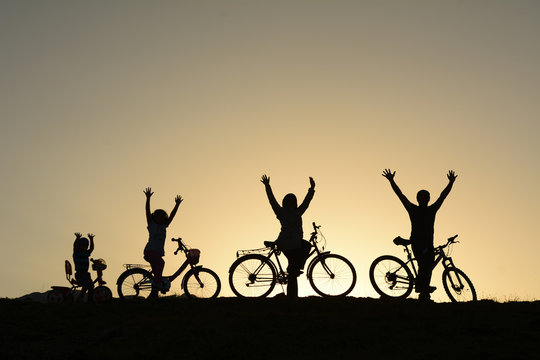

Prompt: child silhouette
[
  {"left": 143, "top": 187, "right": 182, "bottom": 297},
  {"left": 73, "top": 232, "right": 95, "bottom": 302}
]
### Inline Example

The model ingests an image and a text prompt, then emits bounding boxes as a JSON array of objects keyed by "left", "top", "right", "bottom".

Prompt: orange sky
[{"left": 1, "top": 0, "right": 539, "bottom": 301}]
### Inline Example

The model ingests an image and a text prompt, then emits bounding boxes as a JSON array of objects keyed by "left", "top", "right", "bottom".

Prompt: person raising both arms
[
  {"left": 73, "top": 232, "right": 95, "bottom": 303},
  {"left": 143, "top": 187, "right": 182, "bottom": 297},
  {"left": 261, "top": 174, "right": 315, "bottom": 298},
  {"left": 382, "top": 169, "right": 457, "bottom": 302}
]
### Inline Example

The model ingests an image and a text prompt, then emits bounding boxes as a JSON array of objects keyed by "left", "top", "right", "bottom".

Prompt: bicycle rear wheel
[
  {"left": 229, "top": 254, "right": 277, "bottom": 298},
  {"left": 116, "top": 268, "right": 153, "bottom": 299},
  {"left": 308, "top": 254, "right": 356, "bottom": 297},
  {"left": 183, "top": 267, "right": 221, "bottom": 299},
  {"left": 369, "top": 255, "right": 414, "bottom": 299},
  {"left": 442, "top": 267, "right": 477, "bottom": 302}
]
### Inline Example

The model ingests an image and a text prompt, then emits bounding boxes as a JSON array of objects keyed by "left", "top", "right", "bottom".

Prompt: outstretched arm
[
  {"left": 87, "top": 233, "right": 95, "bottom": 254},
  {"left": 382, "top": 169, "right": 412, "bottom": 209},
  {"left": 167, "top": 195, "right": 183, "bottom": 226},
  {"left": 261, "top": 174, "right": 280, "bottom": 215},
  {"left": 298, "top": 177, "right": 316, "bottom": 214},
  {"left": 144, "top": 187, "right": 153, "bottom": 225},
  {"left": 432, "top": 170, "right": 457, "bottom": 210}
]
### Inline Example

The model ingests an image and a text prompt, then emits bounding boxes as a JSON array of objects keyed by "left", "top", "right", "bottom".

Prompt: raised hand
[
  {"left": 175, "top": 195, "right": 183, "bottom": 205},
  {"left": 382, "top": 169, "right": 396, "bottom": 180},
  {"left": 309, "top": 177, "right": 315, "bottom": 189},
  {"left": 74, "top": 232, "right": 82, "bottom": 239},
  {"left": 447, "top": 170, "right": 458, "bottom": 183},
  {"left": 261, "top": 174, "right": 270, "bottom": 185},
  {"left": 144, "top": 187, "right": 153, "bottom": 198},
  {"left": 87, "top": 233, "right": 95, "bottom": 240}
]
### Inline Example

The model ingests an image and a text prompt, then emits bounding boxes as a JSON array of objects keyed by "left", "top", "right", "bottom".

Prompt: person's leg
[
  {"left": 424, "top": 249, "right": 435, "bottom": 292},
  {"left": 75, "top": 271, "right": 92, "bottom": 302},
  {"left": 76, "top": 286, "right": 87, "bottom": 302},
  {"left": 144, "top": 249, "right": 164, "bottom": 283},
  {"left": 284, "top": 249, "right": 302, "bottom": 298},
  {"left": 412, "top": 246, "right": 428, "bottom": 296},
  {"left": 86, "top": 274, "right": 95, "bottom": 303},
  {"left": 298, "top": 240, "right": 312, "bottom": 270},
  {"left": 287, "top": 272, "right": 299, "bottom": 298},
  {"left": 414, "top": 247, "right": 435, "bottom": 300}
]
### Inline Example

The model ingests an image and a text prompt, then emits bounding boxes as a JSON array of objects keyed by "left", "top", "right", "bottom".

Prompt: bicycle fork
[
  {"left": 442, "top": 257, "right": 465, "bottom": 291},
  {"left": 191, "top": 270, "right": 205, "bottom": 288}
]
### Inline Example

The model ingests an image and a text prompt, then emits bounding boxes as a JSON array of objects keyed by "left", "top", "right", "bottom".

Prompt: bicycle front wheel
[
  {"left": 229, "top": 254, "right": 277, "bottom": 298},
  {"left": 442, "top": 267, "right": 477, "bottom": 302},
  {"left": 183, "top": 267, "right": 221, "bottom": 299},
  {"left": 47, "top": 289, "right": 65, "bottom": 304},
  {"left": 369, "top": 255, "right": 414, "bottom": 299},
  {"left": 308, "top": 254, "right": 357, "bottom": 297},
  {"left": 93, "top": 285, "right": 113, "bottom": 303},
  {"left": 117, "top": 268, "right": 153, "bottom": 299}
]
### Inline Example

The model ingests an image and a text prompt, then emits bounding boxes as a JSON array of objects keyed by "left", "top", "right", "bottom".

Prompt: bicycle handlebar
[
  {"left": 394, "top": 234, "right": 460, "bottom": 249},
  {"left": 435, "top": 235, "right": 460, "bottom": 252},
  {"left": 172, "top": 237, "right": 186, "bottom": 255}
]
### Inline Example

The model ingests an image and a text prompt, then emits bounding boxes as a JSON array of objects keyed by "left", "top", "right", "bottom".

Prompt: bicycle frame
[
  {"left": 240, "top": 223, "right": 330, "bottom": 285},
  {"left": 398, "top": 237, "right": 460, "bottom": 281},
  {"left": 162, "top": 258, "right": 194, "bottom": 283},
  {"left": 65, "top": 259, "right": 108, "bottom": 289},
  {"left": 124, "top": 238, "right": 203, "bottom": 290}
]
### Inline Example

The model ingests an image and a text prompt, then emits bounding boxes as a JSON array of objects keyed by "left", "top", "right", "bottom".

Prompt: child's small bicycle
[
  {"left": 47, "top": 258, "right": 113, "bottom": 303},
  {"left": 116, "top": 237, "right": 221, "bottom": 299}
]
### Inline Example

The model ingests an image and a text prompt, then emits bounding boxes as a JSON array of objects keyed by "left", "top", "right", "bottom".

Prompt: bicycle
[
  {"left": 48, "top": 258, "right": 113, "bottom": 304},
  {"left": 116, "top": 237, "right": 221, "bottom": 299},
  {"left": 229, "top": 222, "right": 356, "bottom": 297},
  {"left": 369, "top": 235, "right": 477, "bottom": 302}
]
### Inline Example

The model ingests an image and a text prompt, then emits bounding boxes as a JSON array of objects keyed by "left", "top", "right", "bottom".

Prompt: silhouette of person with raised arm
[
  {"left": 382, "top": 169, "right": 457, "bottom": 301},
  {"left": 143, "top": 187, "right": 183, "bottom": 298},
  {"left": 73, "top": 232, "right": 95, "bottom": 303},
  {"left": 261, "top": 174, "right": 315, "bottom": 298}
]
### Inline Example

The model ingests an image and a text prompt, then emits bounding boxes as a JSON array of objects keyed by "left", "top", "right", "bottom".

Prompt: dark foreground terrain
[{"left": 1, "top": 296, "right": 539, "bottom": 359}]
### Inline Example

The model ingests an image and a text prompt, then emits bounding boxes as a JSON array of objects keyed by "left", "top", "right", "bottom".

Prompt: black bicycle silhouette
[
  {"left": 369, "top": 235, "right": 477, "bottom": 302},
  {"left": 117, "top": 237, "right": 221, "bottom": 299},
  {"left": 229, "top": 222, "right": 356, "bottom": 297},
  {"left": 48, "top": 258, "right": 112, "bottom": 303}
]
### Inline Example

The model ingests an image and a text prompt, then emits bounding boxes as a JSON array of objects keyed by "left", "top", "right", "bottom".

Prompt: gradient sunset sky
[{"left": 1, "top": 0, "right": 538, "bottom": 301}]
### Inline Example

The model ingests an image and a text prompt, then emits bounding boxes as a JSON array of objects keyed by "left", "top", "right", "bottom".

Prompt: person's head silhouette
[
  {"left": 282, "top": 193, "right": 298, "bottom": 209},
  {"left": 152, "top": 209, "right": 169, "bottom": 225},
  {"left": 416, "top": 190, "right": 430, "bottom": 207},
  {"left": 74, "top": 236, "right": 89, "bottom": 252}
]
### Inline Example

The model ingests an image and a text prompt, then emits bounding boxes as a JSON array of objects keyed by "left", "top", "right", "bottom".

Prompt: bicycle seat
[
  {"left": 393, "top": 236, "right": 412, "bottom": 246},
  {"left": 264, "top": 241, "right": 277, "bottom": 248}
]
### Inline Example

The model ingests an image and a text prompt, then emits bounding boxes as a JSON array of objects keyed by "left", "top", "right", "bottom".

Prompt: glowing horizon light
[{"left": 0, "top": 1, "right": 538, "bottom": 302}]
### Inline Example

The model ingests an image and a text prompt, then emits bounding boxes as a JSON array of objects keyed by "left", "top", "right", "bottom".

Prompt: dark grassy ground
[{"left": 1, "top": 297, "right": 539, "bottom": 359}]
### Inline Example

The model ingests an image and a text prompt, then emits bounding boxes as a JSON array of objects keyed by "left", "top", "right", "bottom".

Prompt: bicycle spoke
[
  {"left": 229, "top": 255, "right": 277, "bottom": 298},
  {"left": 309, "top": 254, "right": 356, "bottom": 297},
  {"left": 369, "top": 256, "right": 413, "bottom": 299},
  {"left": 185, "top": 269, "right": 220, "bottom": 299},
  {"left": 118, "top": 268, "right": 154, "bottom": 299},
  {"left": 443, "top": 267, "right": 476, "bottom": 302}
]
